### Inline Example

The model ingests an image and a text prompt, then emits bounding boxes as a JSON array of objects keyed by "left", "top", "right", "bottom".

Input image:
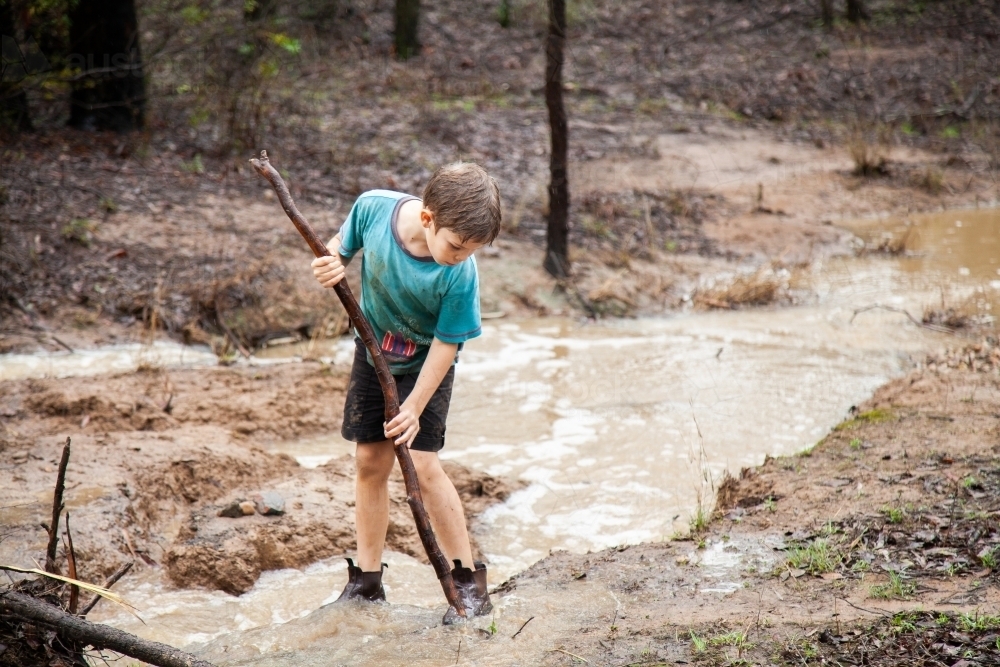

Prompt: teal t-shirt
[{"left": 338, "top": 190, "right": 482, "bottom": 375}]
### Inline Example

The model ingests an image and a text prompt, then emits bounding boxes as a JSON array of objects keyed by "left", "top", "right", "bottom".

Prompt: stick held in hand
[{"left": 248, "top": 150, "right": 465, "bottom": 619}]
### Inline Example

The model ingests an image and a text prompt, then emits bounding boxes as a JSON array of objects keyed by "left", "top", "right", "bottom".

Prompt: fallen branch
[
  {"left": 45, "top": 437, "right": 71, "bottom": 574},
  {"left": 0, "top": 589, "right": 215, "bottom": 667},
  {"left": 249, "top": 151, "right": 464, "bottom": 619},
  {"left": 850, "top": 304, "right": 955, "bottom": 335}
]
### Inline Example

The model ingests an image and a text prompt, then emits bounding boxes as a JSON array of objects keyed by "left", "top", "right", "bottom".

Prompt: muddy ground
[{"left": 0, "top": 360, "right": 521, "bottom": 597}]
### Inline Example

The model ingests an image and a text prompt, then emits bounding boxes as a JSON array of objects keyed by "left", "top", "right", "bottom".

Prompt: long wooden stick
[
  {"left": 249, "top": 151, "right": 465, "bottom": 619},
  {"left": 0, "top": 589, "right": 216, "bottom": 667}
]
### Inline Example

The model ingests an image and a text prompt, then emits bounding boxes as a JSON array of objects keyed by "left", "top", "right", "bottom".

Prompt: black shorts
[{"left": 341, "top": 338, "right": 454, "bottom": 452}]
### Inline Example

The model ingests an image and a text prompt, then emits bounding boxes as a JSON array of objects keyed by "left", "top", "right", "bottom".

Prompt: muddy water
[
  {"left": 0, "top": 340, "right": 219, "bottom": 382},
  {"left": 15, "top": 208, "right": 1000, "bottom": 664}
]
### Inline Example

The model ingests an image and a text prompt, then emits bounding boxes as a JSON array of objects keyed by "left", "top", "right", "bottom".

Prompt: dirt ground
[
  {"left": 0, "top": 360, "right": 521, "bottom": 597},
  {"left": 474, "top": 340, "right": 1000, "bottom": 666}
]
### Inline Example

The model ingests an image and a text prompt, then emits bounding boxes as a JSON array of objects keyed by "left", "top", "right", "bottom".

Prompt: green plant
[
  {"left": 689, "top": 505, "right": 710, "bottom": 534},
  {"left": 834, "top": 409, "right": 893, "bottom": 431},
  {"left": 957, "top": 612, "right": 1000, "bottom": 632},
  {"left": 61, "top": 218, "right": 97, "bottom": 246},
  {"left": 940, "top": 126, "right": 961, "bottom": 139},
  {"left": 900, "top": 121, "right": 917, "bottom": 136},
  {"left": 182, "top": 154, "right": 205, "bottom": 174},
  {"left": 689, "top": 631, "right": 707, "bottom": 653},
  {"left": 99, "top": 196, "right": 117, "bottom": 213},
  {"left": 488, "top": 613, "right": 498, "bottom": 635},
  {"left": 850, "top": 438, "right": 862, "bottom": 450},
  {"left": 869, "top": 570, "right": 915, "bottom": 600},
  {"left": 496, "top": 0, "right": 511, "bottom": 27},
  {"left": 980, "top": 548, "right": 998, "bottom": 570},
  {"left": 882, "top": 505, "right": 906, "bottom": 524},
  {"left": 786, "top": 538, "right": 840, "bottom": 575},
  {"left": 764, "top": 497, "right": 777, "bottom": 512},
  {"left": 962, "top": 475, "right": 978, "bottom": 489}
]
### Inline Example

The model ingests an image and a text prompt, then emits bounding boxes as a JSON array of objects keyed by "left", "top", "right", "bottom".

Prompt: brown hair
[{"left": 422, "top": 162, "right": 502, "bottom": 245}]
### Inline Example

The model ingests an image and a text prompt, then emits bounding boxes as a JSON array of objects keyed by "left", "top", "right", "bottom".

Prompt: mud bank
[
  {"left": 185, "top": 341, "right": 1000, "bottom": 666},
  {"left": 0, "top": 361, "right": 521, "bottom": 597}
]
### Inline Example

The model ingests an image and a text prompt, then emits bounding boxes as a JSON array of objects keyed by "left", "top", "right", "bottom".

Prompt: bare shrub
[
  {"left": 693, "top": 264, "right": 799, "bottom": 310},
  {"left": 860, "top": 226, "right": 914, "bottom": 256},
  {"left": 848, "top": 122, "right": 892, "bottom": 176},
  {"left": 914, "top": 167, "right": 945, "bottom": 195}
]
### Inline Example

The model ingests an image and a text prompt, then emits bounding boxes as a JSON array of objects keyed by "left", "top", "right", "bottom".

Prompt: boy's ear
[{"left": 420, "top": 207, "right": 434, "bottom": 230}]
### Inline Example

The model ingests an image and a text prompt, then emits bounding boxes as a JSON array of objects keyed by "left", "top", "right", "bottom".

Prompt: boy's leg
[
  {"left": 410, "top": 450, "right": 475, "bottom": 567},
  {"left": 355, "top": 441, "right": 397, "bottom": 572}
]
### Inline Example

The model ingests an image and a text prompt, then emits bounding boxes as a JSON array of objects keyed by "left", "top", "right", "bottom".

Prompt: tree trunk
[
  {"left": 0, "top": 1, "right": 31, "bottom": 131},
  {"left": 543, "top": 0, "right": 569, "bottom": 278},
  {"left": 394, "top": 0, "right": 420, "bottom": 60},
  {"left": 846, "top": 0, "right": 868, "bottom": 23},
  {"left": 68, "top": 0, "right": 145, "bottom": 131},
  {"left": 819, "top": 0, "right": 834, "bottom": 29}
]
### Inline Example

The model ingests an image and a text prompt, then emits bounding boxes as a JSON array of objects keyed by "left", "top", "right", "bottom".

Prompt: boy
[{"left": 310, "top": 162, "right": 501, "bottom": 624}]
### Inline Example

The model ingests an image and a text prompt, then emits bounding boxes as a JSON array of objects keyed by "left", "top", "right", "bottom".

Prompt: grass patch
[
  {"left": 786, "top": 538, "right": 841, "bottom": 575},
  {"left": 869, "top": 570, "right": 915, "bottom": 600},
  {"left": 834, "top": 409, "right": 893, "bottom": 431}
]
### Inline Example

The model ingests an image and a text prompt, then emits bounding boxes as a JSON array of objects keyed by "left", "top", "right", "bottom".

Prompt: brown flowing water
[{"left": 6, "top": 207, "right": 999, "bottom": 664}]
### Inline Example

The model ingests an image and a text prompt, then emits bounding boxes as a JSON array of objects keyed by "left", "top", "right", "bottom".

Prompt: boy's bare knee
[
  {"left": 411, "top": 451, "right": 445, "bottom": 483},
  {"left": 355, "top": 442, "right": 395, "bottom": 481}
]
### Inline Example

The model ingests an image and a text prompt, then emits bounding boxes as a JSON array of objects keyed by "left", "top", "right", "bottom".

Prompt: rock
[
  {"left": 254, "top": 492, "right": 285, "bottom": 516},
  {"left": 239, "top": 501, "right": 256, "bottom": 515},
  {"left": 217, "top": 501, "right": 246, "bottom": 518}
]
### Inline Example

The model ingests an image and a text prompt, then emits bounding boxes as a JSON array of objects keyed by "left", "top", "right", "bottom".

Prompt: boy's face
[{"left": 421, "top": 209, "right": 487, "bottom": 266}]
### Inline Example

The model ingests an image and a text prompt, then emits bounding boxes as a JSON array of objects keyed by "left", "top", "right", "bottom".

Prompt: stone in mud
[
  {"left": 217, "top": 501, "right": 245, "bottom": 518},
  {"left": 254, "top": 492, "right": 285, "bottom": 516}
]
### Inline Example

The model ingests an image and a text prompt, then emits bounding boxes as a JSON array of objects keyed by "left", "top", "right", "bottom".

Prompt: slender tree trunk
[
  {"left": 68, "top": 0, "right": 145, "bottom": 131},
  {"left": 394, "top": 0, "right": 420, "bottom": 60},
  {"left": 819, "top": 0, "right": 834, "bottom": 29},
  {"left": 0, "top": 1, "right": 31, "bottom": 131},
  {"left": 846, "top": 0, "right": 868, "bottom": 23},
  {"left": 543, "top": 0, "right": 569, "bottom": 278}
]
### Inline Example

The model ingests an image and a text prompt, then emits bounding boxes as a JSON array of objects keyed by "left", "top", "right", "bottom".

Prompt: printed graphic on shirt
[{"left": 381, "top": 331, "right": 417, "bottom": 359}]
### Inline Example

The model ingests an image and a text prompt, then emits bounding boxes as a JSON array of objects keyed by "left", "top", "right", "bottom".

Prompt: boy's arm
[
  {"left": 383, "top": 338, "right": 458, "bottom": 447},
  {"left": 311, "top": 233, "right": 352, "bottom": 288}
]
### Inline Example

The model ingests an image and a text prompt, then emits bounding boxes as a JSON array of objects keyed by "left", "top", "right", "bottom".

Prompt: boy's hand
[
  {"left": 385, "top": 401, "right": 420, "bottom": 448},
  {"left": 311, "top": 255, "right": 346, "bottom": 288}
]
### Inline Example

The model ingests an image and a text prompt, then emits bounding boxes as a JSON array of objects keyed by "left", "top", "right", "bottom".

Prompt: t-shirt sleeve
[
  {"left": 434, "top": 261, "right": 482, "bottom": 344},
  {"left": 337, "top": 197, "right": 367, "bottom": 259}
]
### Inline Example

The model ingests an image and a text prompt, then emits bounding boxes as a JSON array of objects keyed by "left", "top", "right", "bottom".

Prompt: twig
[
  {"left": 837, "top": 597, "right": 893, "bottom": 618},
  {"left": 455, "top": 638, "right": 462, "bottom": 664},
  {"left": 548, "top": 648, "right": 590, "bottom": 663},
  {"left": 850, "top": 304, "right": 955, "bottom": 335},
  {"left": 249, "top": 150, "right": 464, "bottom": 618},
  {"left": 45, "top": 438, "right": 71, "bottom": 574},
  {"left": 214, "top": 311, "right": 250, "bottom": 358},
  {"left": 512, "top": 616, "right": 535, "bottom": 639},
  {"left": 81, "top": 561, "right": 134, "bottom": 617},
  {"left": 64, "top": 513, "right": 79, "bottom": 614}
]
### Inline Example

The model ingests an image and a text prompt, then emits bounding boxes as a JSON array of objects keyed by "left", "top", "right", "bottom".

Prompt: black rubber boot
[
  {"left": 442, "top": 559, "right": 493, "bottom": 625},
  {"left": 335, "top": 558, "right": 387, "bottom": 603}
]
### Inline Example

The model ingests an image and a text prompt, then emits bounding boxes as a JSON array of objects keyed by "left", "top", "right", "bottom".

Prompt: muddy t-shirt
[{"left": 338, "top": 190, "right": 482, "bottom": 375}]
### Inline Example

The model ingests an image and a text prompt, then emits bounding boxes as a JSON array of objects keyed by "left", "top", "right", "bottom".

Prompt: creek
[{"left": 6, "top": 207, "right": 999, "bottom": 664}]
